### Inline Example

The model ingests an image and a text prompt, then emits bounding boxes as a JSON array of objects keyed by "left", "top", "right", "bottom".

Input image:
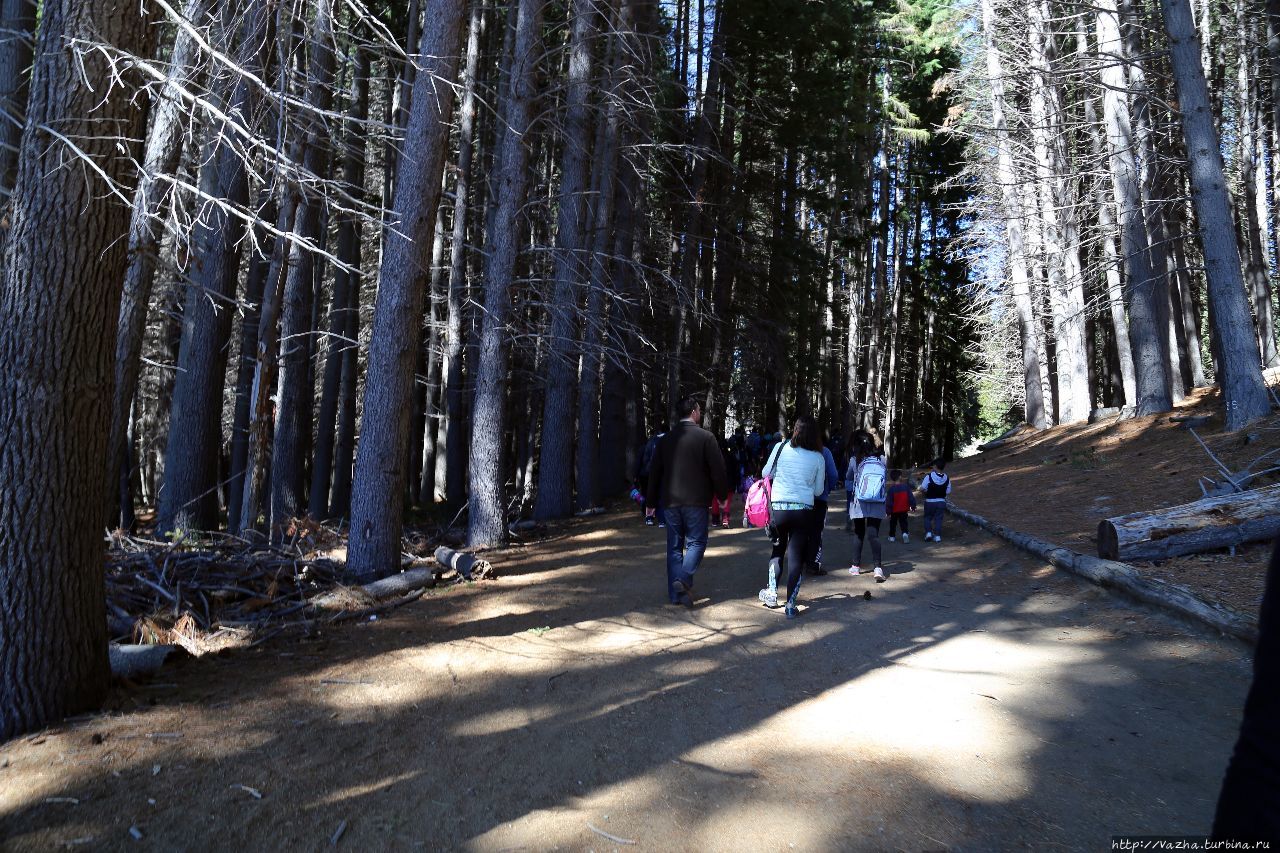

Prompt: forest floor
[
  {"left": 0, "top": 507, "right": 1253, "bottom": 851},
  {"left": 947, "top": 382, "right": 1280, "bottom": 618}
]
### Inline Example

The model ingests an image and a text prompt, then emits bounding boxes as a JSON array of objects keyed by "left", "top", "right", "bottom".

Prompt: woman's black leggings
[
  {"left": 771, "top": 507, "right": 815, "bottom": 603},
  {"left": 853, "top": 516, "right": 882, "bottom": 568}
]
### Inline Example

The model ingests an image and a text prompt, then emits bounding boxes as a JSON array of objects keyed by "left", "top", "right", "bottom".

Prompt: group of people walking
[{"left": 643, "top": 398, "right": 953, "bottom": 618}]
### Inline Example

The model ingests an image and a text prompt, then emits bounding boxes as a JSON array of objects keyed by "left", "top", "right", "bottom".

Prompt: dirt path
[{"left": 0, "top": 509, "right": 1254, "bottom": 851}]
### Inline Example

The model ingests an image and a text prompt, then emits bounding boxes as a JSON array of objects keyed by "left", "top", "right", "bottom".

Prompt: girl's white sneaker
[{"left": 873, "top": 566, "right": 886, "bottom": 582}]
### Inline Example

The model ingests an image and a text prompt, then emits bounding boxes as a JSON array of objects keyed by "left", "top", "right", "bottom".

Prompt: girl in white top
[{"left": 758, "top": 416, "right": 826, "bottom": 619}]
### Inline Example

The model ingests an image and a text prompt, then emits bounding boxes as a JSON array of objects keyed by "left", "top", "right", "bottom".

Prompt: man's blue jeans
[{"left": 663, "top": 506, "right": 709, "bottom": 602}]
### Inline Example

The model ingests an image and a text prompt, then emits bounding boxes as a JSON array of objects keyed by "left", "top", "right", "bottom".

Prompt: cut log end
[{"left": 1098, "top": 520, "right": 1119, "bottom": 561}]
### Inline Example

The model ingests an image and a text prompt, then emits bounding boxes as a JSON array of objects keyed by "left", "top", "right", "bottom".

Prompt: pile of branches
[{"left": 104, "top": 519, "right": 451, "bottom": 654}]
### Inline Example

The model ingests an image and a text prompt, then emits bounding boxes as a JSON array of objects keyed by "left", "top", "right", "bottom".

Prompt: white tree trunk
[
  {"left": 1097, "top": 0, "right": 1172, "bottom": 416},
  {"left": 1029, "top": 0, "right": 1090, "bottom": 423},
  {"left": 983, "top": 0, "right": 1048, "bottom": 428},
  {"left": 1159, "top": 0, "right": 1272, "bottom": 430}
]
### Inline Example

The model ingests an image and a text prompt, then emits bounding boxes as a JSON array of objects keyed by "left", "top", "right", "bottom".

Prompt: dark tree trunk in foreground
[
  {"left": 1160, "top": 0, "right": 1272, "bottom": 430},
  {"left": 0, "top": 0, "right": 152, "bottom": 741},
  {"left": 468, "top": 0, "right": 545, "bottom": 548},
  {"left": 347, "top": 1, "right": 467, "bottom": 580}
]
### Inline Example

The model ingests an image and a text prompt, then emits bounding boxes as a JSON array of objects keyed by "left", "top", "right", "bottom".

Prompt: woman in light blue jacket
[{"left": 758, "top": 415, "right": 826, "bottom": 619}]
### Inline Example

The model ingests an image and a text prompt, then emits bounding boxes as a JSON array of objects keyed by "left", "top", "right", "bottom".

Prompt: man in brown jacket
[{"left": 646, "top": 396, "right": 729, "bottom": 607}]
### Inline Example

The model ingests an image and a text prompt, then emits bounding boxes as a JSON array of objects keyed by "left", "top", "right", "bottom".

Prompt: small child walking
[
  {"left": 885, "top": 469, "right": 916, "bottom": 542},
  {"left": 919, "top": 458, "right": 952, "bottom": 542}
]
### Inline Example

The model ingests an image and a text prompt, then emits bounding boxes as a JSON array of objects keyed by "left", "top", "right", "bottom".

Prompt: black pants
[
  {"left": 1213, "top": 539, "right": 1280, "bottom": 840},
  {"left": 888, "top": 511, "right": 909, "bottom": 537},
  {"left": 853, "top": 516, "right": 881, "bottom": 568},
  {"left": 807, "top": 498, "right": 829, "bottom": 570},
  {"left": 770, "top": 507, "right": 815, "bottom": 604}
]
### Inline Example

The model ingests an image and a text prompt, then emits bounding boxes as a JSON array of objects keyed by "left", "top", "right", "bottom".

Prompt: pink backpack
[{"left": 743, "top": 445, "right": 782, "bottom": 528}]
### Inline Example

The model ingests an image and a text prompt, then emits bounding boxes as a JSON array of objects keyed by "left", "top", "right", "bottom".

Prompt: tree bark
[
  {"left": 267, "top": 0, "right": 338, "bottom": 532},
  {"left": 1121, "top": 0, "right": 1179, "bottom": 401},
  {"left": 1097, "top": 0, "right": 1172, "bottom": 417},
  {"left": 439, "top": 3, "right": 486, "bottom": 506},
  {"left": 1236, "top": 4, "right": 1279, "bottom": 369},
  {"left": 347, "top": 0, "right": 467, "bottom": 579},
  {"left": 158, "top": 0, "right": 273, "bottom": 534},
  {"left": 574, "top": 1, "right": 631, "bottom": 511},
  {"left": 310, "top": 48, "right": 370, "bottom": 519},
  {"left": 983, "top": 0, "right": 1048, "bottom": 428},
  {"left": 227, "top": 220, "right": 271, "bottom": 526},
  {"left": 1098, "top": 484, "right": 1280, "bottom": 561},
  {"left": 1160, "top": 0, "right": 1272, "bottom": 430},
  {"left": 0, "top": 0, "right": 153, "bottom": 740},
  {"left": 467, "top": 0, "right": 545, "bottom": 548},
  {"left": 108, "top": 0, "right": 210, "bottom": 529},
  {"left": 534, "top": 0, "right": 597, "bottom": 521},
  {"left": 0, "top": 0, "right": 34, "bottom": 203},
  {"left": 1029, "top": 0, "right": 1090, "bottom": 423}
]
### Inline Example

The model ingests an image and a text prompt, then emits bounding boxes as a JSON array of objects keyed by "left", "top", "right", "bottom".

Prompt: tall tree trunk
[
  {"left": 574, "top": 1, "right": 630, "bottom": 512},
  {"left": 1078, "top": 22, "right": 1138, "bottom": 406},
  {"left": 227, "top": 223, "right": 271, "bottom": 526},
  {"left": 310, "top": 48, "right": 370, "bottom": 519},
  {"left": 347, "top": 0, "right": 468, "bottom": 579},
  {"left": 328, "top": 242, "right": 361, "bottom": 520},
  {"left": 1237, "top": 4, "right": 1279, "bottom": 368},
  {"left": 1122, "top": 0, "right": 1180, "bottom": 401},
  {"left": 1167, "top": 193, "right": 1209, "bottom": 386},
  {"left": 158, "top": 0, "right": 274, "bottom": 534},
  {"left": 0, "top": 0, "right": 153, "bottom": 741},
  {"left": 108, "top": 0, "right": 209, "bottom": 528},
  {"left": 1029, "top": 0, "right": 1090, "bottom": 422},
  {"left": 1097, "top": 0, "right": 1172, "bottom": 417},
  {"left": 983, "top": 0, "right": 1048, "bottom": 428},
  {"left": 0, "top": 0, "right": 34, "bottom": 203},
  {"left": 1266, "top": 0, "right": 1280, "bottom": 283},
  {"left": 534, "top": 0, "right": 597, "bottom": 520},
  {"left": 417, "top": 211, "right": 448, "bottom": 504},
  {"left": 439, "top": 4, "right": 487, "bottom": 505},
  {"left": 468, "top": 0, "right": 545, "bottom": 548},
  {"left": 1160, "top": 0, "right": 1272, "bottom": 429},
  {"left": 269, "top": 0, "right": 338, "bottom": 533},
  {"left": 234, "top": 191, "right": 300, "bottom": 533}
]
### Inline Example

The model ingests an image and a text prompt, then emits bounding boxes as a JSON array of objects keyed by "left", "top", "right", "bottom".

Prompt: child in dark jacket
[{"left": 885, "top": 469, "right": 916, "bottom": 542}]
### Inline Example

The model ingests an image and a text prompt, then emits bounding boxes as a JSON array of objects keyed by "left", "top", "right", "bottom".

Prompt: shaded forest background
[{"left": 1, "top": 0, "right": 1278, "bottom": 737}]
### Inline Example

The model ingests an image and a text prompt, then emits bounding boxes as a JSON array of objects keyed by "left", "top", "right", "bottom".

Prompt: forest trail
[{"left": 0, "top": 509, "right": 1254, "bottom": 851}]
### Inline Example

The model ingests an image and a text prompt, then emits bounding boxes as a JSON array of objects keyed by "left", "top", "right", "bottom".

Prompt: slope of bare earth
[
  {"left": 0, "top": 508, "right": 1253, "bottom": 851},
  {"left": 946, "top": 383, "right": 1280, "bottom": 618}
]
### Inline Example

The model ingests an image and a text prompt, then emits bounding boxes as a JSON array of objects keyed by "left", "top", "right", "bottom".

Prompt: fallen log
[
  {"left": 1097, "top": 483, "right": 1280, "bottom": 561},
  {"left": 110, "top": 644, "right": 184, "bottom": 679},
  {"left": 947, "top": 503, "right": 1257, "bottom": 645},
  {"left": 977, "top": 423, "right": 1033, "bottom": 452},
  {"left": 434, "top": 546, "right": 494, "bottom": 580}
]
